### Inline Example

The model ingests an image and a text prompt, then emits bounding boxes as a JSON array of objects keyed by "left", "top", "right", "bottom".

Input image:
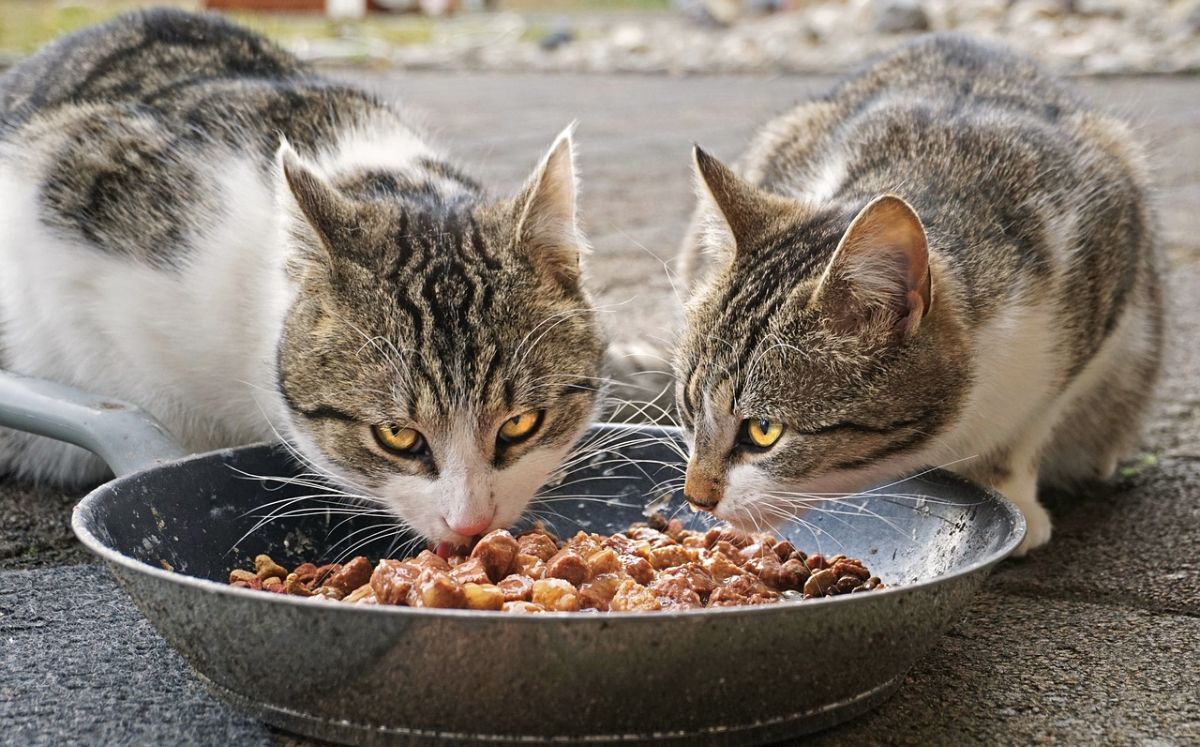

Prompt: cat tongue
[{"left": 433, "top": 541, "right": 457, "bottom": 559}]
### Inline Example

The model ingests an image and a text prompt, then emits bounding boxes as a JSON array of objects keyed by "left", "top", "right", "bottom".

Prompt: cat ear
[
  {"left": 816, "top": 194, "right": 932, "bottom": 339},
  {"left": 513, "top": 124, "right": 586, "bottom": 284},
  {"left": 276, "top": 138, "right": 356, "bottom": 262},
  {"left": 692, "top": 145, "right": 798, "bottom": 258}
]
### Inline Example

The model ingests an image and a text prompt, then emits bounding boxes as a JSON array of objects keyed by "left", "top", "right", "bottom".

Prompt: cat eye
[
  {"left": 373, "top": 423, "right": 426, "bottom": 456},
  {"left": 740, "top": 419, "right": 784, "bottom": 449},
  {"left": 498, "top": 410, "right": 544, "bottom": 444}
]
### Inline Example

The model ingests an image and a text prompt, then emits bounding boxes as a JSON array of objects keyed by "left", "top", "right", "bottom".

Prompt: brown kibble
[
  {"left": 532, "top": 578, "right": 581, "bottom": 611},
  {"left": 229, "top": 521, "right": 882, "bottom": 610},
  {"left": 516, "top": 532, "right": 558, "bottom": 562},
  {"left": 229, "top": 569, "right": 257, "bottom": 585},
  {"left": 804, "top": 568, "right": 837, "bottom": 597},
  {"left": 497, "top": 574, "right": 535, "bottom": 602},
  {"left": 291, "top": 562, "right": 320, "bottom": 586},
  {"left": 325, "top": 556, "right": 373, "bottom": 595},
  {"left": 462, "top": 583, "right": 506, "bottom": 611},
  {"left": 254, "top": 554, "right": 287, "bottom": 581},
  {"left": 284, "top": 572, "right": 314, "bottom": 596},
  {"left": 831, "top": 559, "right": 871, "bottom": 581},
  {"left": 776, "top": 558, "right": 811, "bottom": 590},
  {"left": 773, "top": 541, "right": 796, "bottom": 562},
  {"left": 344, "top": 583, "right": 375, "bottom": 603},
  {"left": 449, "top": 557, "right": 491, "bottom": 586},
  {"left": 836, "top": 575, "right": 864, "bottom": 594},
  {"left": 471, "top": 529, "right": 519, "bottom": 582},
  {"left": 312, "top": 585, "right": 344, "bottom": 600},
  {"left": 545, "top": 549, "right": 589, "bottom": 587}
]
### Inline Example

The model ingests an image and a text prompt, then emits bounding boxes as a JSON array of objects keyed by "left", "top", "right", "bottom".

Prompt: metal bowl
[{"left": 0, "top": 371, "right": 1024, "bottom": 745}]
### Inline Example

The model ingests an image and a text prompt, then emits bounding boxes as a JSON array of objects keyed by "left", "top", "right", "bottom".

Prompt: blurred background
[{"left": 0, "top": 0, "right": 1197, "bottom": 75}]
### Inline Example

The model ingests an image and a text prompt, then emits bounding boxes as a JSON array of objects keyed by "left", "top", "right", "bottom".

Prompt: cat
[
  {"left": 0, "top": 9, "right": 606, "bottom": 548},
  {"left": 671, "top": 35, "right": 1163, "bottom": 555}
]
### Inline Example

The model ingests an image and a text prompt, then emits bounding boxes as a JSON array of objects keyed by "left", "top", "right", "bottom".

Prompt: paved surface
[{"left": 2, "top": 72, "right": 1198, "bottom": 745}]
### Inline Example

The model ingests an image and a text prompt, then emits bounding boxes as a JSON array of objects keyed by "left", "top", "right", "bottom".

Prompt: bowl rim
[{"left": 72, "top": 436, "right": 1026, "bottom": 624}]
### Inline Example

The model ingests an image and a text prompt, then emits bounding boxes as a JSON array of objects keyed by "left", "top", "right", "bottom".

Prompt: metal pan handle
[{"left": 0, "top": 370, "right": 188, "bottom": 477}]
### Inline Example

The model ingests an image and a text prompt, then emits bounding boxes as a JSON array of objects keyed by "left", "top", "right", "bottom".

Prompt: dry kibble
[
  {"left": 228, "top": 520, "right": 882, "bottom": 611},
  {"left": 254, "top": 554, "right": 287, "bottom": 581},
  {"left": 229, "top": 569, "right": 257, "bottom": 584},
  {"left": 804, "top": 568, "right": 837, "bottom": 597},
  {"left": 344, "top": 584, "right": 375, "bottom": 603},
  {"left": 284, "top": 572, "right": 314, "bottom": 597},
  {"left": 836, "top": 575, "right": 864, "bottom": 593}
]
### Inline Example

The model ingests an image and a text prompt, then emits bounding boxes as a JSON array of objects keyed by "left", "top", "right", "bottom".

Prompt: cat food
[{"left": 227, "top": 519, "right": 884, "bottom": 612}]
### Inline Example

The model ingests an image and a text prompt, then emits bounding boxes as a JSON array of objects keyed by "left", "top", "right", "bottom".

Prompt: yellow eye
[
  {"left": 744, "top": 419, "right": 784, "bottom": 449},
  {"left": 498, "top": 410, "right": 543, "bottom": 443},
  {"left": 373, "top": 424, "right": 424, "bottom": 455}
]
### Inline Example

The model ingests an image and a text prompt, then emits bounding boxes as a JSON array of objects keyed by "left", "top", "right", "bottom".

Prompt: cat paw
[{"left": 1012, "top": 499, "right": 1053, "bottom": 557}]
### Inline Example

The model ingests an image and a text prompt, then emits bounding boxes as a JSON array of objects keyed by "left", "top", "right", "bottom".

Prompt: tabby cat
[
  {"left": 673, "top": 35, "right": 1162, "bottom": 554},
  {"left": 0, "top": 10, "right": 605, "bottom": 546}
]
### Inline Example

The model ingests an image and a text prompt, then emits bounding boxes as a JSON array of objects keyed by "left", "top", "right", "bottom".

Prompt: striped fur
[
  {"left": 673, "top": 35, "right": 1163, "bottom": 554},
  {"left": 0, "top": 10, "right": 604, "bottom": 545}
]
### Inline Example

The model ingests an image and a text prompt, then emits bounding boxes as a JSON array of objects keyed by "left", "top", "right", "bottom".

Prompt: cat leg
[
  {"left": 994, "top": 460, "right": 1053, "bottom": 557},
  {"left": 970, "top": 446, "right": 1052, "bottom": 556}
]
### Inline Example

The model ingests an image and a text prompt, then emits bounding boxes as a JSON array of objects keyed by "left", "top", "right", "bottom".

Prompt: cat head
[
  {"left": 673, "top": 147, "right": 969, "bottom": 528},
  {"left": 273, "top": 129, "right": 604, "bottom": 546}
]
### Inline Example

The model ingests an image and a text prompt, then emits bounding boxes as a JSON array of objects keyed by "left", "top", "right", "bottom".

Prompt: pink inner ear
[{"left": 827, "top": 195, "right": 931, "bottom": 337}]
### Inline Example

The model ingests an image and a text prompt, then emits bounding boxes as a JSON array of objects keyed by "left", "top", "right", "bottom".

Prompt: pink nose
[{"left": 445, "top": 512, "right": 494, "bottom": 537}]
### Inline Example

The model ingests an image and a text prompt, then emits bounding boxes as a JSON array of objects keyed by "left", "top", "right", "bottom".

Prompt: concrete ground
[{"left": 2, "top": 72, "right": 1198, "bottom": 745}]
